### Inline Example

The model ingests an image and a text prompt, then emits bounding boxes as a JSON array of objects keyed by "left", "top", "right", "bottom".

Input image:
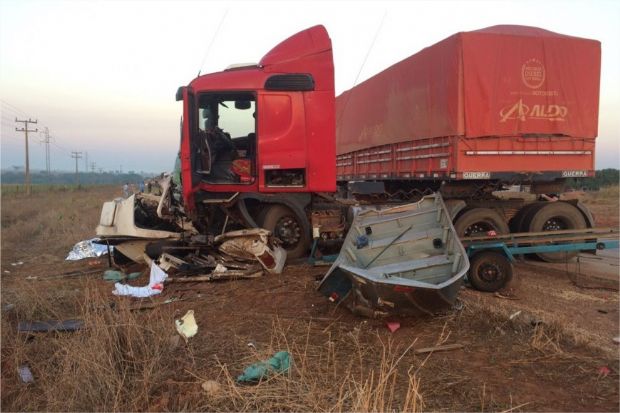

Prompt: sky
[{"left": 1, "top": 0, "right": 619, "bottom": 173}]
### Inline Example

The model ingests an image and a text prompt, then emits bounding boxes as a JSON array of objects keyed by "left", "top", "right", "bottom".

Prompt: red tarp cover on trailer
[{"left": 336, "top": 25, "right": 601, "bottom": 155}]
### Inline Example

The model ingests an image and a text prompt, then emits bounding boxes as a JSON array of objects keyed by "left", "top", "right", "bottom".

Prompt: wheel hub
[
  {"left": 478, "top": 263, "right": 501, "bottom": 282},
  {"left": 542, "top": 217, "right": 567, "bottom": 231},
  {"left": 465, "top": 222, "right": 493, "bottom": 237},
  {"left": 275, "top": 216, "right": 301, "bottom": 248}
]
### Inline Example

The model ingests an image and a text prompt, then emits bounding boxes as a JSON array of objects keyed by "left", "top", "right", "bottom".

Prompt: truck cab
[{"left": 177, "top": 25, "right": 336, "bottom": 220}]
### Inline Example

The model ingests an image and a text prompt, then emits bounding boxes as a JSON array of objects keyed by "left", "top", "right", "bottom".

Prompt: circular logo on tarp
[{"left": 521, "top": 58, "right": 545, "bottom": 89}]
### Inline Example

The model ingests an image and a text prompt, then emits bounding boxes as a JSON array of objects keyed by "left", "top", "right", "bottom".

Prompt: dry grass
[{"left": 1, "top": 278, "right": 425, "bottom": 412}]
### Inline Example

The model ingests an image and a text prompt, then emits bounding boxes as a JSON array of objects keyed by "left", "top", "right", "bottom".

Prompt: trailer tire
[
  {"left": 528, "top": 202, "right": 586, "bottom": 262},
  {"left": 261, "top": 205, "right": 310, "bottom": 259},
  {"left": 468, "top": 251, "right": 513, "bottom": 292},
  {"left": 454, "top": 208, "right": 509, "bottom": 238}
]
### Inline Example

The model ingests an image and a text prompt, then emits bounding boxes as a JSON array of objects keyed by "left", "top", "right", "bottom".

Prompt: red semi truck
[{"left": 175, "top": 25, "right": 601, "bottom": 260}]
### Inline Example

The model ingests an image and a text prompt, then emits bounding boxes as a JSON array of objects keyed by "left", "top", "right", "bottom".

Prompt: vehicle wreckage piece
[
  {"left": 175, "top": 310, "right": 198, "bottom": 342},
  {"left": 96, "top": 193, "right": 191, "bottom": 239},
  {"left": 318, "top": 193, "right": 470, "bottom": 317},
  {"left": 215, "top": 228, "right": 287, "bottom": 274}
]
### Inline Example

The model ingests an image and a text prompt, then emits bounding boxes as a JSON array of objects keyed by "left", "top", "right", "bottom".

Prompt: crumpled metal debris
[
  {"left": 66, "top": 238, "right": 111, "bottom": 261},
  {"left": 216, "top": 228, "right": 287, "bottom": 274},
  {"left": 175, "top": 310, "right": 198, "bottom": 342}
]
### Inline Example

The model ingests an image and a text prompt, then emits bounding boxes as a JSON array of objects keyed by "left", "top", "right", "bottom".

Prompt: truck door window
[{"left": 196, "top": 93, "right": 256, "bottom": 184}]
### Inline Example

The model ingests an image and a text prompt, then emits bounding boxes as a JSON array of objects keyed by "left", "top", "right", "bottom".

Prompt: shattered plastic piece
[
  {"left": 509, "top": 310, "right": 522, "bottom": 320},
  {"left": 112, "top": 262, "right": 167, "bottom": 298},
  {"left": 66, "top": 239, "right": 111, "bottom": 260},
  {"left": 201, "top": 380, "right": 222, "bottom": 397},
  {"left": 386, "top": 321, "right": 401, "bottom": 333},
  {"left": 18, "top": 365, "right": 34, "bottom": 383},
  {"left": 11, "top": 261, "right": 24, "bottom": 266},
  {"left": 613, "top": 337, "right": 620, "bottom": 344},
  {"left": 598, "top": 366, "right": 611, "bottom": 377},
  {"left": 237, "top": 351, "right": 291, "bottom": 383},
  {"left": 18, "top": 319, "right": 84, "bottom": 333},
  {"left": 214, "top": 263, "right": 228, "bottom": 273},
  {"left": 175, "top": 310, "right": 198, "bottom": 342}
]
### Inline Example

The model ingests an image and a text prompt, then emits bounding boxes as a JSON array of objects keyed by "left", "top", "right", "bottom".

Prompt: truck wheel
[
  {"left": 510, "top": 202, "right": 542, "bottom": 233},
  {"left": 454, "top": 208, "right": 509, "bottom": 238},
  {"left": 528, "top": 202, "right": 586, "bottom": 262},
  {"left": 261, "top": 205, "right": 310, "bottom": 259},
  {"left": 468, "top": 251, "right": 513, "bottom": 292}
]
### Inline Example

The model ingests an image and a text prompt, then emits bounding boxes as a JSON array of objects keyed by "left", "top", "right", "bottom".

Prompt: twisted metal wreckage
[{"left": 95, "top": 176, "right": 287, "bottom": 290}]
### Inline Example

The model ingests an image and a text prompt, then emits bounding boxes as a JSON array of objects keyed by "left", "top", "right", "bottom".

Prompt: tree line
[
  {"left": 0, "top": 170, "right": 147, "bottom": 185},
  {"left": 566, "top": 168, "right": 619, "bottom": 190}
]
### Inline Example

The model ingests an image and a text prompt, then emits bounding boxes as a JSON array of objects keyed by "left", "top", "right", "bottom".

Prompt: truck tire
[
  {"left": 454, "top": 208, "right": 509, "bottom": 238},
  {"left": 528, "top": 202, "right": 586, "bottom": 262},
  {"left": 261, "top": 205, "right": 310, "bottom": 259},
  {"left": 468, "top": 251, "right": 513, "bottom": 292}
]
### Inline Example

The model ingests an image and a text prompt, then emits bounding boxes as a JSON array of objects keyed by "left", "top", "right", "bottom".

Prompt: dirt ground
[{"left": 1, "top": 186, "right": 618, "bottom": 412}]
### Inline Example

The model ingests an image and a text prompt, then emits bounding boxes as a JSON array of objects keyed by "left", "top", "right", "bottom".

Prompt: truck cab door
[{"left": 179, "top": 87, "right": 200, "bottom": 212}]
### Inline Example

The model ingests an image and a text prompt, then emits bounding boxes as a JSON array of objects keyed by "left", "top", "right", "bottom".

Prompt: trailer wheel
[
  {"left": 261, "top": 205, "right": 310, "bottom": 259},
  {"left": 454, "top": 208, "right": 509, "bottom": 237},
  {"left": 468, "top": 251, "right": 513, "bottom": 292},
  {"left": 528, "top": 202, "right": 586, "bottom": 262}
]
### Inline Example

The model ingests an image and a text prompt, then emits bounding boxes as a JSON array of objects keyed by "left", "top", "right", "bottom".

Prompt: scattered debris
[
  {"left": 237, "top": 351, "right": 291, "bottom": 383},
  {"left": 598, "top": 366, "right": 611, "bottom": 378},
  {"left": 103, "top": 270, "right": 142, "bottom": 282},
  {"left": 613, "top": 336, "right": 620, "bottom": 344},
  {"left": 11, "top": 261, "right": 24, "bottom": 266},
  {"left": 66, "top": 238, "right": 111, "bottom": 260},
  {"left": 18, "top": 365, "right": 34, "bottom": 383},
  {"left": 175, "top": 310, "right": 198, "bottom": 342},
  {"left": 4, "top": 270, "right": 11, "bottom": 274},
  {"left": 201, "top": 380, "right": 222, "bottom": 397},
  {"left": 414, "top": 343, "right": 464, "bottom": 355},
  {"left": 386, "top": 321, "right": 401, "bottom": 333},
  {"left": 112, "top": 262, "right": 167, "bottom": 298},
  {"left": 18, "top": 319, "right": 84, "bottom": 333},
  {"left": 494, "top": 291, "right": 519, "bottom": 300},
  {"left": 128, "top": 297, "right": 182, "bottom": 311},
  {"left": 509, "top": 310, "right": 522, "bottom": 320}
]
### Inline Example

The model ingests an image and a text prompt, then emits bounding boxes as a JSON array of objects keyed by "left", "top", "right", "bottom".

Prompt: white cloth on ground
[{"left": 112, "top": 262, "right": 168, "bottom": 298}]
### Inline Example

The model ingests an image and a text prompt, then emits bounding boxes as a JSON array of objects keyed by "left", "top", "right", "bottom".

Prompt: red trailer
[{"left": 336, "top": 25, "right": 600, "bottom": 184}]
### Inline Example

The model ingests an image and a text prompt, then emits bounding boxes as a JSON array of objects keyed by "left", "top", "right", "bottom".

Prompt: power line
[
  {"left": 1, "top": 100, "right": 29, "bottom": 117},
  {"left": 15, "top": 118, "right": 38, "bottom": 195}
]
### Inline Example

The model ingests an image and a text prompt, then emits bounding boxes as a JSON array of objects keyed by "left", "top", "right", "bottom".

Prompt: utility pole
[
  {"left": 84, "top": 151, "right": 88, "bottom": 171},
  {"left": 71, "top": 151, "right": 83, "bottom": 186},
  {"left": 15, "top": 118, "right": 38, "bottom": 195},
  {"left": 42, "top": 126, "right": 51, "bottom": 174},
  {"left": 90, "top": 162, "right": 96, "bottom": 173}
]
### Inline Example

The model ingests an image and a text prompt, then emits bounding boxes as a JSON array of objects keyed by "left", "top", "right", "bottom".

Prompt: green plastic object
[
  {"left": 236, "top": 351, "right": 291, "bottom": 383},
  {"left": 103, "top": 270, "right": 142, "bottom": 282}
]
